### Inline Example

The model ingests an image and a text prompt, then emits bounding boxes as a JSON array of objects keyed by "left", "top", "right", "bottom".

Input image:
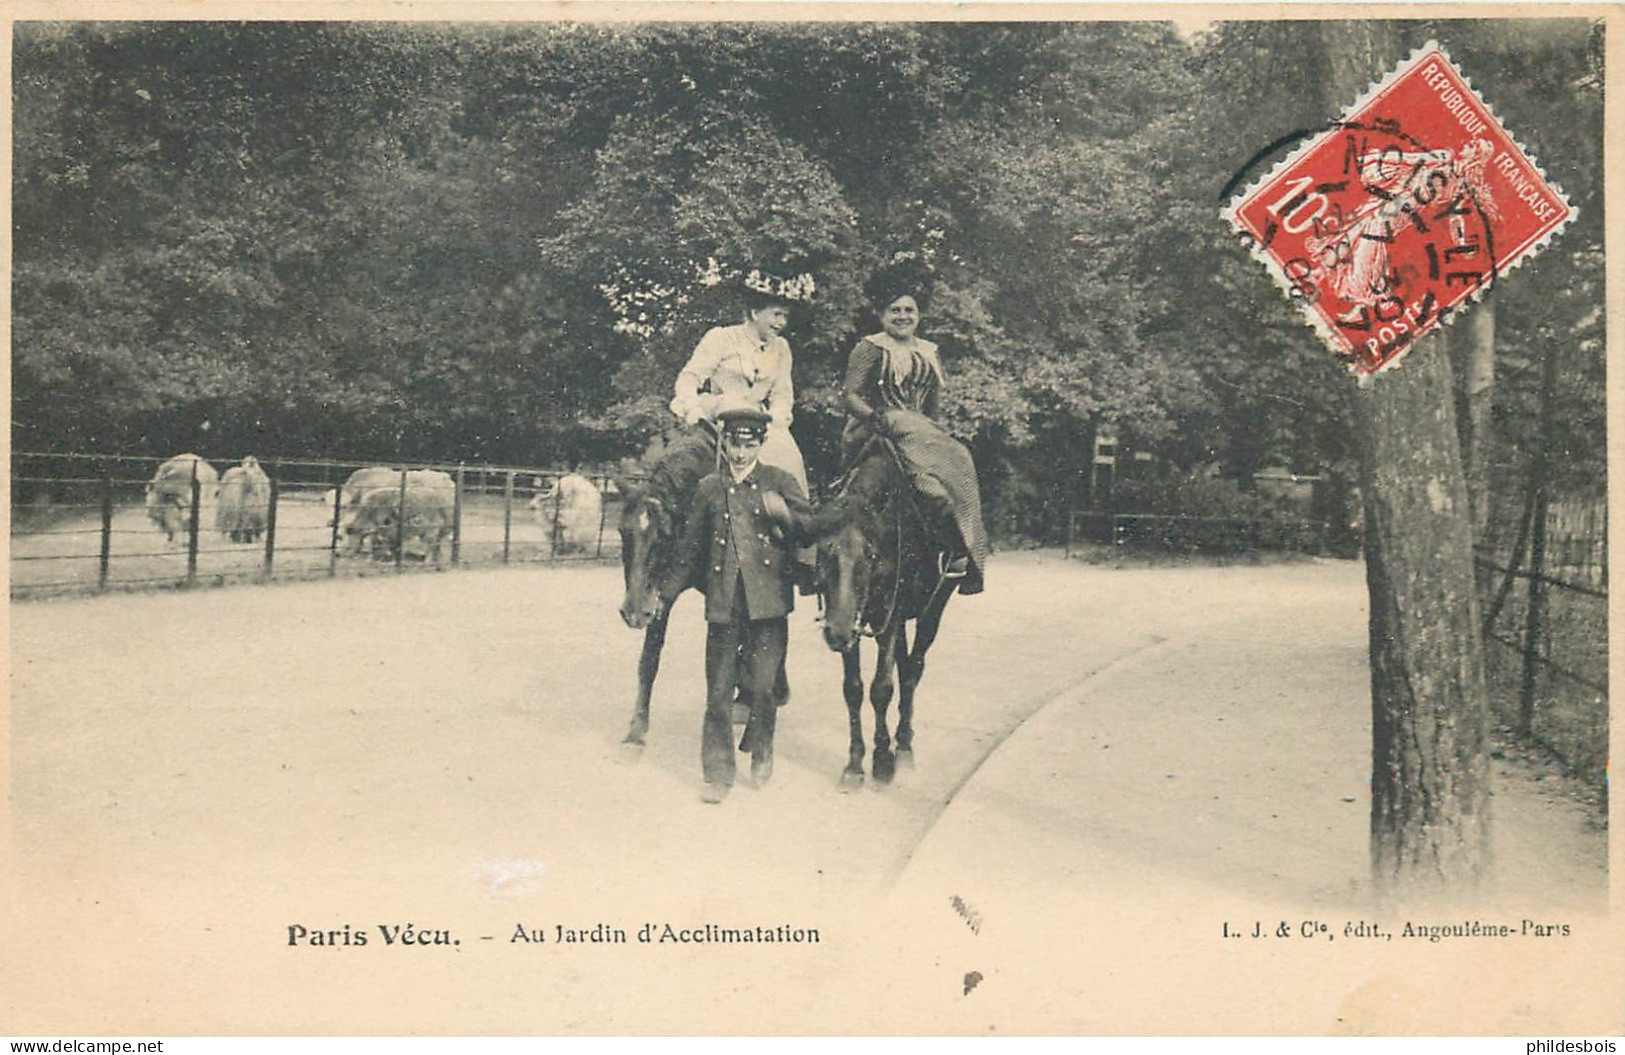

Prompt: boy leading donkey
[{"left": 657, "top": 399, "right": 818, "bottom": 804}]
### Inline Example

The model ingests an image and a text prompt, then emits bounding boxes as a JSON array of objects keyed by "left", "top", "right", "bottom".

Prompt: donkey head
[{"left": 617, "top": 481, "right": 676, "bottom": 630}]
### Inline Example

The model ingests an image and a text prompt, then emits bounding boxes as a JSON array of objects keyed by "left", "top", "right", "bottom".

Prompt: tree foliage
[{"left": 12, "top": 19, "right": 1604, "bottom": 536}]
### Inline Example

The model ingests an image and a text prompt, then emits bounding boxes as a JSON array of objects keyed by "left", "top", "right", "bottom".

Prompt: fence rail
[{"left": 11, "top": 451, "right": 628, "bottom": 599}]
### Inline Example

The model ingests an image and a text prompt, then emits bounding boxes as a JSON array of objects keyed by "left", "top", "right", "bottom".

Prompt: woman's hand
[{"left": 681, "top": 393, "right": 719, "bottom": 426}]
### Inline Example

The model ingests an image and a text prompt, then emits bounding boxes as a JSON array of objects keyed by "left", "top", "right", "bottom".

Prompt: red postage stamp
[{"left": 1223, "top": 42, "right": 1576, "bottom": 377}]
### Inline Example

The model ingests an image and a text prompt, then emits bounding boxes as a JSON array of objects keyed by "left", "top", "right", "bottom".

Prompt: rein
[
  {"left": 841, "top": 435, "right": 944, "bottom": 641},
  {"left": 858, "top": 504, "right": 906, "bottom": 640}
]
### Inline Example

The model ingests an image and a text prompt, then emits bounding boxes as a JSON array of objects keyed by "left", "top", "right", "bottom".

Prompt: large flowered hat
[{"left": 741, "top": 266, "right": 818, "bottom": 307}]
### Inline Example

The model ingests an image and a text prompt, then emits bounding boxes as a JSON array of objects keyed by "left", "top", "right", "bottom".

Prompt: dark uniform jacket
[{"left": 660, "top": 463, "right": 813, "bottom": 624}]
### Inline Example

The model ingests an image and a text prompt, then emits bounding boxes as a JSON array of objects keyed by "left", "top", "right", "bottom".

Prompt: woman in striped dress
[{"left": 840, "top": 266, "right": 989, "bottom": 595}]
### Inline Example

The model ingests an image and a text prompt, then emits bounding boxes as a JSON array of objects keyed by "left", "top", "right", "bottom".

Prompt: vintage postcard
[{"left": 4, "top": 3, "right": 1619, "bottom": 1038}]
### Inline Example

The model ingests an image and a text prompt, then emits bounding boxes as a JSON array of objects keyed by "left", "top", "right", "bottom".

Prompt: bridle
[{"left": 625, "top": 424, "right": 723, "bottom": 589}]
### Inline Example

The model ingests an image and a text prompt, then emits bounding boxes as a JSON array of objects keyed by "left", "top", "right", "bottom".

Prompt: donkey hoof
[
  {"left": 617, "top": 740, "right": 645, "bottom": 765},
  {"left": 895, "top": 748, "right": 915, "bottom": 771},
  {"left": 872, "top": 752, "right": 896, "bottom": 785},
  {"left": 838, "top": 769, "right": 865, "bottom": 793}
]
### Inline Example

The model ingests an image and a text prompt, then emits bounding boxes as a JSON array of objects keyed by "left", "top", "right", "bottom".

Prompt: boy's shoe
[
  {"left": 701, "top": 783, "right": 730, "bottom": 805},
  {"left": 751, "top": 754, "right": 774, "bottom": 788}
]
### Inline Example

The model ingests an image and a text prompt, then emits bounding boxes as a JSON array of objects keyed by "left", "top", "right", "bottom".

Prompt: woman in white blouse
[{"left": 670, "top": 279, "right": 809, "bottom": 497}]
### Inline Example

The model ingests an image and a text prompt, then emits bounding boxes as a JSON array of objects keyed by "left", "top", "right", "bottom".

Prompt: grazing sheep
[
  {"left": 217, "top": 455, "right": 272, "bottom": 543},
  {"left": 343, "top": 468, "right": 456, "bottom": 562},
  {"left": 325, "top": 466, "right": 406, "bottom": 530},
  {"left": 144, "top": 454, "right": 219, "bottom": 544},
  {"left": 529, "top": 473, "right": 603, "bottom": 555}
]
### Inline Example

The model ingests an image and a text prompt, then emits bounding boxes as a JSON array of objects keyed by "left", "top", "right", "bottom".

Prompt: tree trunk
[
  {"left": 1449, "top": 300, "right": 1496, "bottom": 541},
  {"left": 1357, "top": 344, "right": 1492, "bottom": 894},
  {"left": 1320, "top": 21, "right": 1493, "bottom": 898}
]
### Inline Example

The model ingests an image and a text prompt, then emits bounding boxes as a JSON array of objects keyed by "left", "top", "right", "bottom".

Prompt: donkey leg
[
  {"left": 621, "top": 615, "right": 669, "bottom": 755},
  {"left": 839, "top": 643, "right": 866, "bottom": 791},
  {"left": 896, "top": 587, "right": 953, "bottom": 767},
  {"left": 741, "top": 653, "right": 791, "bottom": 753},
  {"left": 893, "top": 622, "right": 917, "bottom": 770},
  {"left": 870, "top": 627, "right": 900, "bottom": 785}
]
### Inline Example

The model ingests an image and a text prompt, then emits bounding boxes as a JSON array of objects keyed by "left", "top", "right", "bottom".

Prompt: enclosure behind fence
[
  {"left": 1060, "top": 444, "right": 1607, "bottom": 795},
  {"left": 11, "top": 452, "right": 624, "bottom": 598},
  {"left": 1475, "top": 487, "right": 1608, "bottom": 790}
]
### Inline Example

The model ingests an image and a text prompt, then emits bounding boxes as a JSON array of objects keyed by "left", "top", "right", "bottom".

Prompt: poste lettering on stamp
[{"left": 1222, "top": 41, "right": 1576, "bottom": 377}]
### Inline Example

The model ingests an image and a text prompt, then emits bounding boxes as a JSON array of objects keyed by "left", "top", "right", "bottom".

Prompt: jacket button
[{"left": 713, "top": 565, "right": 722, "bottom": 572}]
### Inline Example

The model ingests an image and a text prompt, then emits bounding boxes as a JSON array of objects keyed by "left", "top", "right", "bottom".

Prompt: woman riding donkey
[
  {"left": 671, "top": 267, "right": 817, "bottom": 592},
  {"left": 839, "top": 259, "right": 989, "bottom": 596},
  {"left": 671, "top": 270, "right": 812, "bottom": 499}
]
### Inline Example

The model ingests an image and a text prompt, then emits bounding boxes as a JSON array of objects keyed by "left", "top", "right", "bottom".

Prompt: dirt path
[{"left": 5, "top": 553, "right": 1612, "bottom": 1034}]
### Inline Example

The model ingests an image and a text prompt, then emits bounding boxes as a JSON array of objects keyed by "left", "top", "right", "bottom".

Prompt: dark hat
[{"left": 715, "top": 398, "right": 771, "bottom": 437}]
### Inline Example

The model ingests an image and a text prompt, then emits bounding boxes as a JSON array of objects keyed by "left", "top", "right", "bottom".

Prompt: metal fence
[
  {"left": 1475, "top": 492, "right": 1608, "bottom": 789},
  {"left": 1065, "top": 511, "right": 1327, "bottom": 557},
  {"left": 11, "top": 452, "right": 626, "bottom": 599}
]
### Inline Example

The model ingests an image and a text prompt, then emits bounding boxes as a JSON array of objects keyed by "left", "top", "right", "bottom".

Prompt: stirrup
[{"left": 939, "top": 553, "right": 969, "bottom": 580}]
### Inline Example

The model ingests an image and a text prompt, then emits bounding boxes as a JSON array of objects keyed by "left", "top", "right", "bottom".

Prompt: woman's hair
[
  {"left": 742, "top": 287, "right": 794, "bottom": 315},
  {"left": 864, "top": 255, "right": 935, "bottom": 316}
]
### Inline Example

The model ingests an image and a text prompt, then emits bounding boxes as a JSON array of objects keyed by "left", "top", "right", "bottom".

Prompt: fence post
[
  {"left": 1517, "top": 334, "right": 1564, "bottom": 738},
  {"left": 329, "top": 483, "right": 344, "bottom": 576},
  {"left": 502, "top": 471, "right": 515, "bottom": 564},
  {"left": 394, "top": 469, "right": 408, "bottom": 571},
  {"left": 262, "top": 476, "right": 279, "bottom": 577},
  {"left": 1518, "top": 488, "right": 1550, "bottom": 737},
  {"left": 452, "top": 464, "right": 464, "bottom": 565},
  {"left": 99, "top": 471, "right": 114, "bottom": 590},
  {"left": 550, "top": 477, "right": 565, "bottom": 561},
  {"left": 595, "top": 474, "right": 609, "bottom": 559},
  {"left": 185, "top": 463, "right": 202, "bottom": 587}
]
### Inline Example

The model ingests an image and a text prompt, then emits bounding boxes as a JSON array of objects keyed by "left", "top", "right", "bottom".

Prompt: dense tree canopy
[{"left": 11, "top": 18, "right": 1604, "bottom": 536}]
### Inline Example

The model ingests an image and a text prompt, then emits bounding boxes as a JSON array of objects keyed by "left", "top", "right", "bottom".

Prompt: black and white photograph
[{"left": 5, "top": 6, "right": 1619, "bottom": 1038}]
